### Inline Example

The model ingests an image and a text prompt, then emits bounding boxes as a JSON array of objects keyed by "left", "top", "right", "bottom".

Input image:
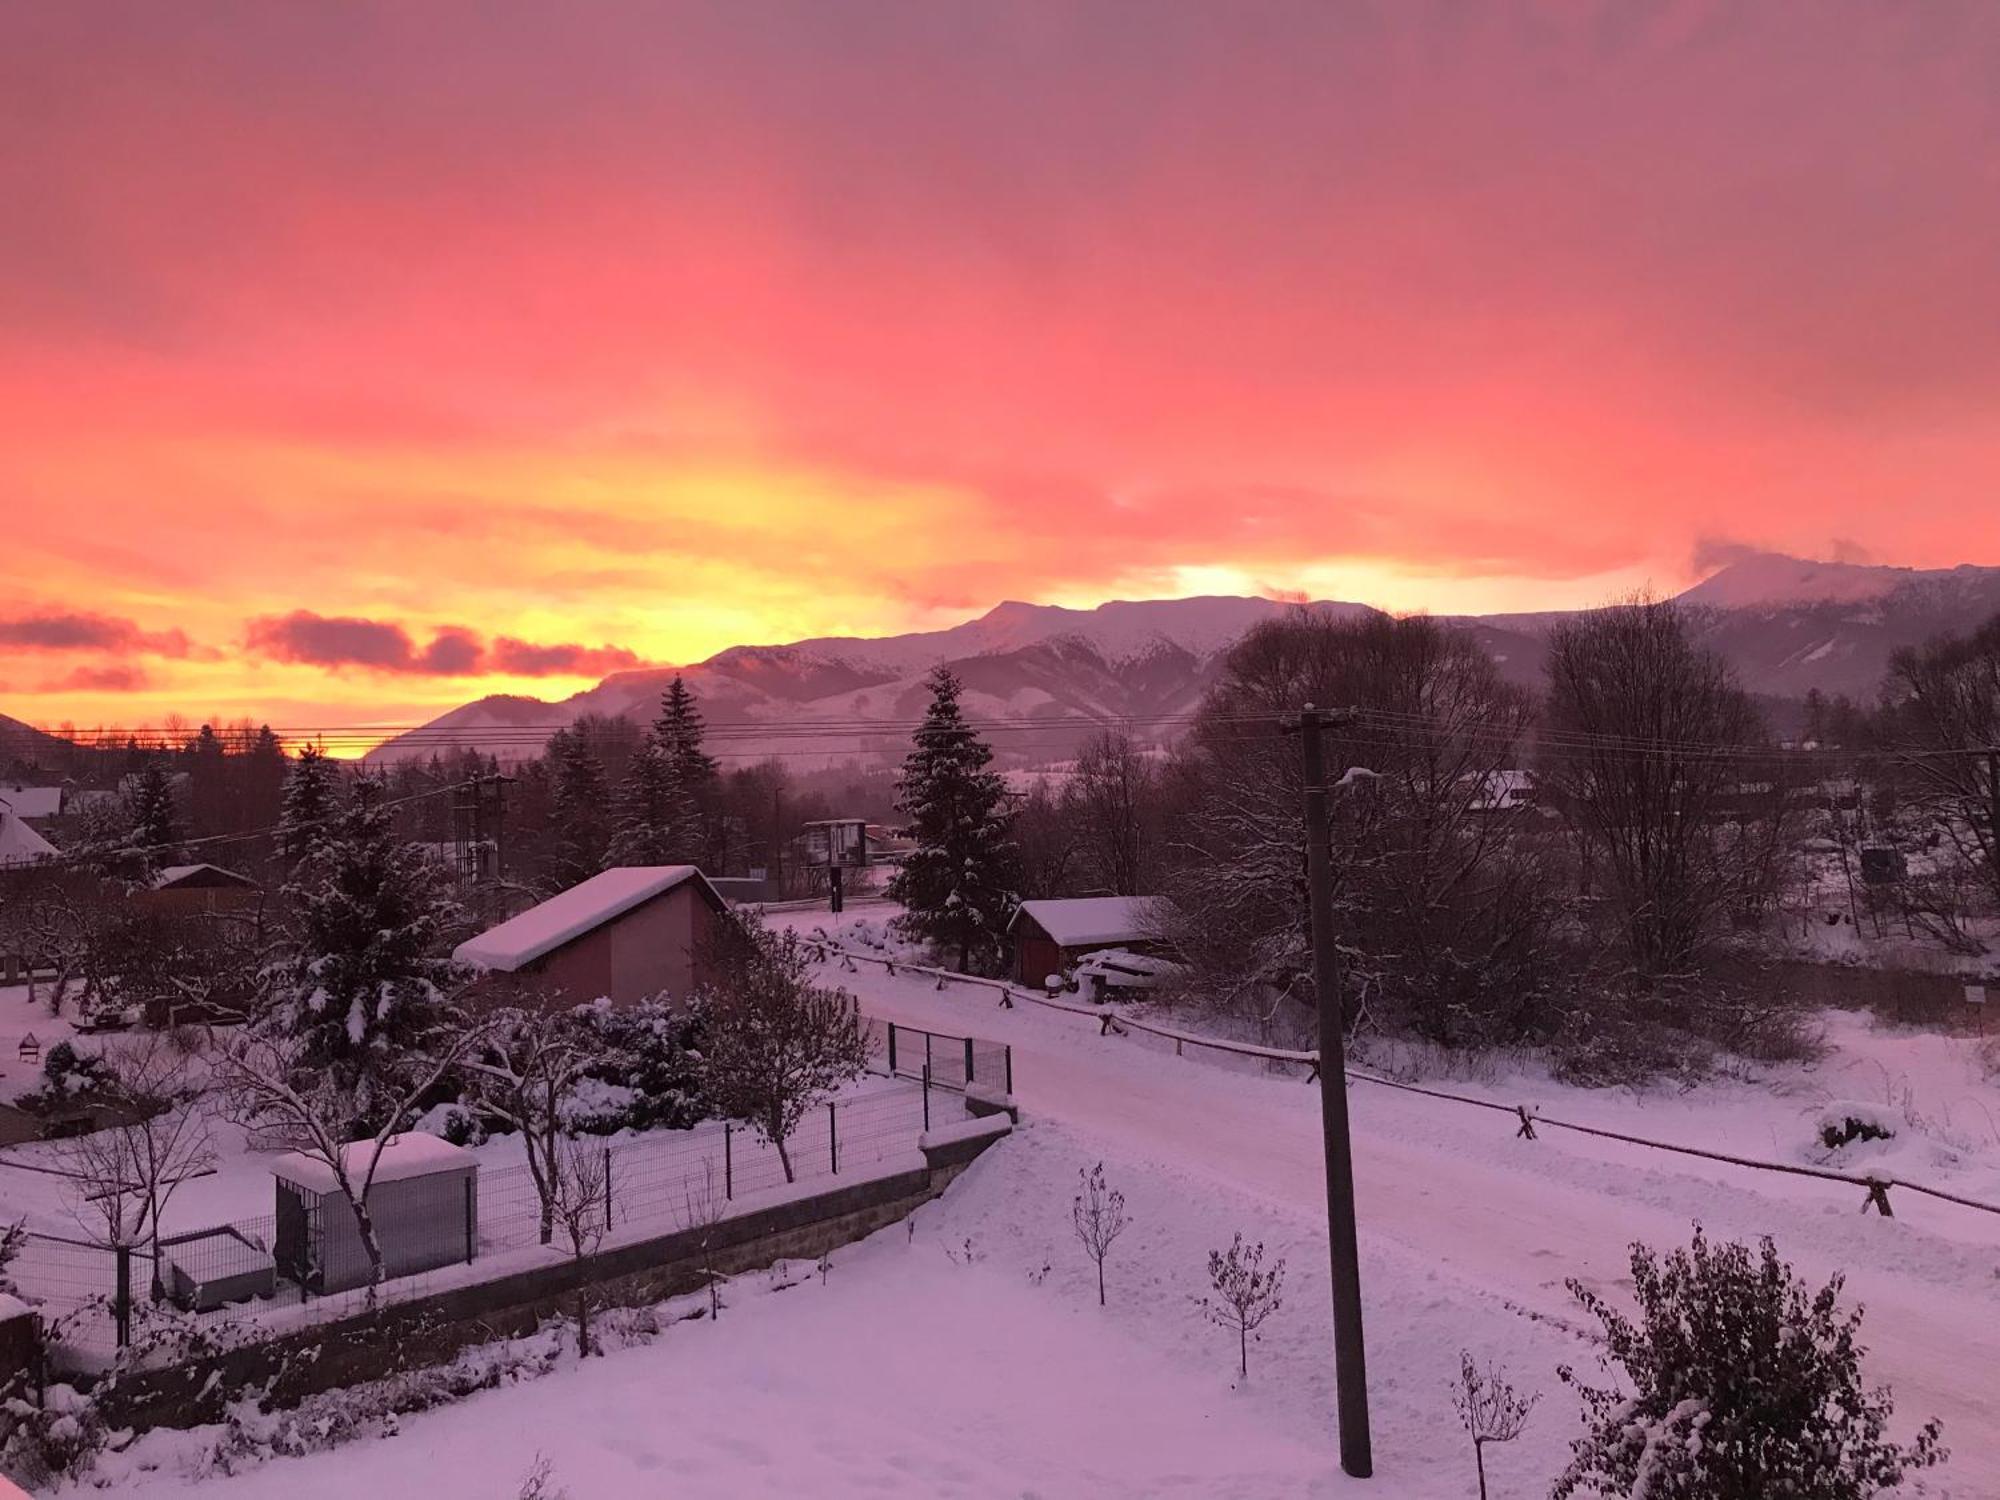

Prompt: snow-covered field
[{"left": 15, "top": 920, "right": 1997, "bottom": 1497}]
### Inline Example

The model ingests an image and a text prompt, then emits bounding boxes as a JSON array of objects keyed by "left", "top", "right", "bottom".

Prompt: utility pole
[{"left": 1286, "top": 703, "right": 1373, "bottom": 1478}]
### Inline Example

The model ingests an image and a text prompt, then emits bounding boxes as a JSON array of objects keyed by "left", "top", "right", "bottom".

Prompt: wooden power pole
[{"left": 1286, "top": 703, "right": 1373, "bottom": 1478}]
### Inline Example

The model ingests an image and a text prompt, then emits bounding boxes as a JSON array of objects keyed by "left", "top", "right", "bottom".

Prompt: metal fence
[
  {"left": 10, "top": 1076, "right": 966, "bottom": 1363},
  {"left": 867, "top": 1017, "right": 1011, "bottom": 1097}
]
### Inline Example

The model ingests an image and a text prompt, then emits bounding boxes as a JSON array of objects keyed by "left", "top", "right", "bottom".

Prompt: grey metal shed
[{"left": 269, "top": 1132, "right": 479, "bottom": 1295}]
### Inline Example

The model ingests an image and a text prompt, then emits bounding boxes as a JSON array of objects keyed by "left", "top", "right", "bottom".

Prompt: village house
[
  {"left": 139, "top": 863, "right": 262, "bottom": 917},
  {"left": 1007, "top": 896, "right": 1169, "bottom": 988},
  {"left": 453, "top": 865, "right": 729, "bottom": 1007}
]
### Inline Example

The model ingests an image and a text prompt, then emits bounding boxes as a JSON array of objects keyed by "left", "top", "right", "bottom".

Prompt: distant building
[
  {"left": 0, "top": 786, "right": 64, "bottom": 824},
  {"left": 0, "top": 806, "right": 55, "bottom": 869},
  {"left": 141, "top": 863, "right": 262, "bottom": 917},
  {"left": 1007, "top": 896, "right": 1169, "bottom": 988},
  {"left": 453, "top": 865, "right": 729, "bottom": 1006}
]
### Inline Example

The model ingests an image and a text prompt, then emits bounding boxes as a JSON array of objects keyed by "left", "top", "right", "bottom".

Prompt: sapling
[
  {"left": 1451, "top": 1350, "right": 1538, "bottom": 1500},
  {"left": 1071, "top": 1162, "right": 1130, "bottom": 1307},
  {"left": 1199, "top": 1234, "right": 1285, "bottom": 1378}
]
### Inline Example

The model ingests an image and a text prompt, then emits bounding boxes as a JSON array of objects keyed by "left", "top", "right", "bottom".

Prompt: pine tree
[
  {"left": 606, "top": 733, "right": 693, "bottom": 865},
  {"left": 888, "top": 667, "right": 1018, "bottom": 971},
  {"left": 546, "top": 727, "right": 611, "bottom": 886},
  {"left": 125, "top": 760, "right": 181, "bottom": 859},
  {"left": 654, "top": 676, "right": 719, "bottom": 866},
  {"left": 277, "top": 743, "right": 343, "bottom": 867},
  {"left": 276, "top": 778, "right": 462, "bottom": 1111}
]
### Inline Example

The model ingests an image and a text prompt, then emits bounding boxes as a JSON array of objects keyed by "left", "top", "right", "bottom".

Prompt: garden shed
[{"left": 269, "top": 1132, "right": 479, "bottom": 1295}]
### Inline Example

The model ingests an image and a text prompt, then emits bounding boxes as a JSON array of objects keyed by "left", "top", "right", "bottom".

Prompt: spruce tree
[
  {"left": 653, "top": 676, "right": 719, "bottom": 865},
  {"left": 606, "top": 732, "right": 693, "bottom": 865},
  {"left": 277, "top": 778, "right": 462, "bottom": 1112},
  {"left": 888, "top": 667, "right": 1018, "bottom": 971},
  {"left": 125, "top": 760, "right": 181, "bottom": 859},
  {"left": 277, "top": 743, "right": 343, "bottom": 867},
  {"left": 546, "top": 726, "right": 611, "bottom": 886}
]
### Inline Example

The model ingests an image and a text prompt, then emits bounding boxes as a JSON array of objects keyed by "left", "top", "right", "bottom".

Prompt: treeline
[{"left": 917, "top": 598, "right": 2000, "bottom": 1080}]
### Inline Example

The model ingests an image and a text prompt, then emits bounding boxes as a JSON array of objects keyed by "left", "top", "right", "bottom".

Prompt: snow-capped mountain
[{"left": 365, "top": 558, "right": 2000, "bottom": 767}]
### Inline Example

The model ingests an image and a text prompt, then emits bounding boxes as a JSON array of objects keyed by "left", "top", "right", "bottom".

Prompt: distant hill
[{"left": 347, "top": 553, "right": 1999, "bottom": 769}]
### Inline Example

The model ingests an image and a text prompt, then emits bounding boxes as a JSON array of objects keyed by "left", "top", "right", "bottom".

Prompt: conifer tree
[
  {"left": 277, "top": 743, "right": 343, "bottom": 867},
  {"left": 125, "top": 760, "right": 181, "bottom": 859},
  {"left": 546, "top": 726, "right": 611, "bottom": 886},
  {"left": 654, "top": 675, "right": 719, "bottom": 865},
  {"left": 888, "top": 667, "right": 1018, "bottom": 971},
  {"left": 606, "top": 733, "right": 693, "bottom": 865},
  {"left": 276, "top": 778, "right": 462, "bottom": 1112}
]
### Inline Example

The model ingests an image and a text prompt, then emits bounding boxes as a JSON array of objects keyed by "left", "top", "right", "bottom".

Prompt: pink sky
[{"left": 3, "top": 2, "right": 1999, "bottom": 727}]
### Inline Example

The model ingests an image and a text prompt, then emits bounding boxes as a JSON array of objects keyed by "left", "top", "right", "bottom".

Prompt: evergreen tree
[
  {"left": 276, "top": 778, "right": 462, "bottom": 1111},
  {"left": 655, "top": 676, "right": 721, "bottom": 865},
  {"left": 277, "top": 743, "right": 343, "bottom": 867},
  {"left": 887, "top": 667, "right": 1018, "bottom": 971},
  {"left": 606, "top": 733, "right": 694, "bottom": 866},
  {"left": 125, "top": 760, "right": 181, "bottom": 859},
  {"left": 546, "top": 726, "right": 611, "bottom": 886}
]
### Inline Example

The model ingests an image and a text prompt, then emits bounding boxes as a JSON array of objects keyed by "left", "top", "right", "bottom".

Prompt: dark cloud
[
  {"left": 35, "top": 663, "right": 153, "bottom": 693},
  {"left": 244, "top": 610, "right": 645, "bottom": 678},
  {"left": 0, "top": 610, "right": 193, "bottom": 657},
  {"left": 488, "top": 637, "right": 645, "bottom": 677}
]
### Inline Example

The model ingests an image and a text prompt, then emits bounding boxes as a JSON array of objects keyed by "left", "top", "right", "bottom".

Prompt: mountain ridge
[{"left": 362, "top": 554, "right": 2000, "bottom": 768}]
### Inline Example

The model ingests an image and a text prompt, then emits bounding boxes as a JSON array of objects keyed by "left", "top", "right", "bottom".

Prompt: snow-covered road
[{"left": 829, "top": 953, "right": 2000, "bottom": 1492}]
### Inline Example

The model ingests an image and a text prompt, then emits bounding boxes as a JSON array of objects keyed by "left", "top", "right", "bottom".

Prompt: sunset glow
[{"left": 5, "top": 2, "right": 2000, "bottom": 728}]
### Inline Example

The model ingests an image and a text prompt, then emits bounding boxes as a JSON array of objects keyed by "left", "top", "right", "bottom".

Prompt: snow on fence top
[
  {"left": 454, "top": 865, "right": 718, "bottom": 971},
  {"left": 1009, "top": 896, "right": 1166, "bottom": 948},
  {"left": 269, "top": 1131, "right": 476, "bottom": 1194}
]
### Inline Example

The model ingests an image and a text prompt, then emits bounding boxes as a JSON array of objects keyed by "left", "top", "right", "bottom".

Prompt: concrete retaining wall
[{"left": 101, "top": 1122, "right": 1009, "bottom": 1434}]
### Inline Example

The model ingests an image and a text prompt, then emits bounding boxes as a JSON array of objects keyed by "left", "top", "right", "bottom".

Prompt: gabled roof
[
  {"left": 0, "top": 785, "right": 63, "bottom": 820},
  {"left": 151, "top": 862, "right": 259, "bottom": 890},
  {"left": 1007, "top": 896, "right": 1165, "bottom": 948},
  {"left": 453, "top": 865, "right": 725, "bottom": 973},
  {"left": 0, "top": 810, "right": 56, "bottom": 868},
  {"left": 270, "top": 1131, "right": 475, "bottom": 1194}
]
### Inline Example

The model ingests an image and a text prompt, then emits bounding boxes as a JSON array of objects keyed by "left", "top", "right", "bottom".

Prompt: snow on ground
[
  {"left": 772, "top": 906, "right": 2000, "bottom": 1494},
  {"left": 96, "top": 1116, "right": 1586, "bottom": 1500},
  {"left": 0, "top": 984, "right": 76, "bottom": 1105}
]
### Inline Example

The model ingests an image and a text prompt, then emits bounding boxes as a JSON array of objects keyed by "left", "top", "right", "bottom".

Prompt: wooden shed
[
  {"left": 1006, "top": 897, "right": 1169, "bottom": 987},
  {"left": 140, "top": 863, "right": 261, "bottom": 917},
  {"left": 270, "top": 1133, "right": 479, "bottom": 1295},
  {"left": 453, "top": 865, "right": 729, "bottom": 1007}
]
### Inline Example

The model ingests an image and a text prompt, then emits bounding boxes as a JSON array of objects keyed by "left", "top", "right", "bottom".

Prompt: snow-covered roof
[
  {"left": 0, "top": 785, "right": 63, "bottom": 819},
  {"left": 269, "top": 1132, "right": 476, "bottom": 1194},
  {"left": 0, "top": 810, "right": 56, "bottom": 868},
  {"left": 454, "top": 865, "right": 724, "bottom": 972},
  {"left": 1009, "top": 896, "right": 1165, "bottom": 948},
  {"left": 151, "top": 862, "right": 258, "bottom": 890}
]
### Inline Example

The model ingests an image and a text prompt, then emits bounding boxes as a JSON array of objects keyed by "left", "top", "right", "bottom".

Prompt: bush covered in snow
[
  {"left": 1815, "top": 1100, "right": 1898, "bottom": 1151},
  {"left": 569, "top": 993, "right": 711, "bottom": 1133},
  {"left": 15, "top": 1039, "right": 119, "bottom": 1115},
  {"left": 1555, "top": 1228, "right": 1943, "bottom": 1500}
]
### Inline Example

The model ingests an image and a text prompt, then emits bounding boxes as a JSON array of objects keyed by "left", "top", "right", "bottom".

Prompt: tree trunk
[
  {"left": 574, "top": 1253, "right": 591, "bottom": 1357},
  {"left": 352, "top": 1195, "right": 387, "bottom": 1309},
  {"left": 1238, "top": 1321, "right": 1247, "bottom": 1378},
  {"left": 1473, "top": 1437, "right": 1488, "bottom": 1500},
  {"left": 774, "top": 1124, "right": 795, "bottom": 1184},
  {"left": 1096, "top": 1258, "right": 1105, "bottom": 1307}
]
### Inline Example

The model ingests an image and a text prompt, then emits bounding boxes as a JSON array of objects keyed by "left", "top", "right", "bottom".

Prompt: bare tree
[
  {"left": 1887, "top": 616, "right": 2000, "bottom": 912},
  {"left": 1451, "top": 1350, "right": 1539, "bottom": 1500},
  {"left": 53, "top": 1034, "right": 216, "bottom": 1298},
  {"left": 1540, "top": 597, "right": 1783, "bottom": 975},
  {"left": 1165, "top": 609, "right": 1559, "bottom": 1045},
  {"left": 215, "top": 1025, "right": 489, "bottom": 1306},
  {"left": 1068, "top": 731, "right": 1154, "bottom": 895},
  {"left": 1199, "top": 1233, "right": 1286, "bottom": 1379},
  {"left": 1070, "top": 1162, "right": 1130, "bottom": 1307},
  {"left": 682, "top": 1160, "right": 726, "bottom": 1319},
  {"left": 547, "top": 1139, "right": 614, "bottom": 1356},
  {"left": 701, "top": 917, "right": 868, "bottom": 1184},
  {"left": 460, "top": 1001, "right": 595, "bottom": 1245}
]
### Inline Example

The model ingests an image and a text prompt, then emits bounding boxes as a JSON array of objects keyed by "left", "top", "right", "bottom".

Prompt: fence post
[
  {"left": 724, "top": 1124, "right": 734, "bottom": 1200},
  {"left": 922, "top": 1064, "right": 932, "bottom": 1132},
  {"left": 964, "top": 1036, "right": 976, "bottom": 1086},
  {"left": 113, "top": 1244, "right": 132, "bottom": 1349},
  {"left": 887, "top": 1022, "right": 898, "bottom": 1076},
  {"left": 465, "top": 1176, "right": 477, "bottom": 1263},
  {"left": 1005, "top": 1044, "right": 1013, "bottom": 1096},
  {"left": 829, "top": 1101, "right": 839, "bottom": 1174},
  {"left": 603, "top": 1144, "right": 614, "bottom": 1233},
  {"left": 925, "top": 1030, "right": 933, "bottom": 1080}
]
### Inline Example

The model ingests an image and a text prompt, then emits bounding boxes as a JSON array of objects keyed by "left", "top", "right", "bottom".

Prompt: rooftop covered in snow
[
  {"left": 269, "top": 1131, "right": 476, "bottom": 1195},
  {"left": 151, "top": 862, "right": 259, "bottom": 890},
  {"left": 0, "top": 809, "right": 55, "bottom": 868},
  {"left": 1008, "top": 896, "right": 1167, "bottom": 948},
  {"left": 453, "top": 865, "right": 725, "bottom": 973}
]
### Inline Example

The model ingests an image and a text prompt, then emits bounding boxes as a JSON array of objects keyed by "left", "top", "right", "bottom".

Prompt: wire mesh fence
[
  {"left": 8, "top": 1073, "right": 979, "bottom": 1362},
  {"left": 866, "top": 1017, "right": 1012, "bottom": 1095}
]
